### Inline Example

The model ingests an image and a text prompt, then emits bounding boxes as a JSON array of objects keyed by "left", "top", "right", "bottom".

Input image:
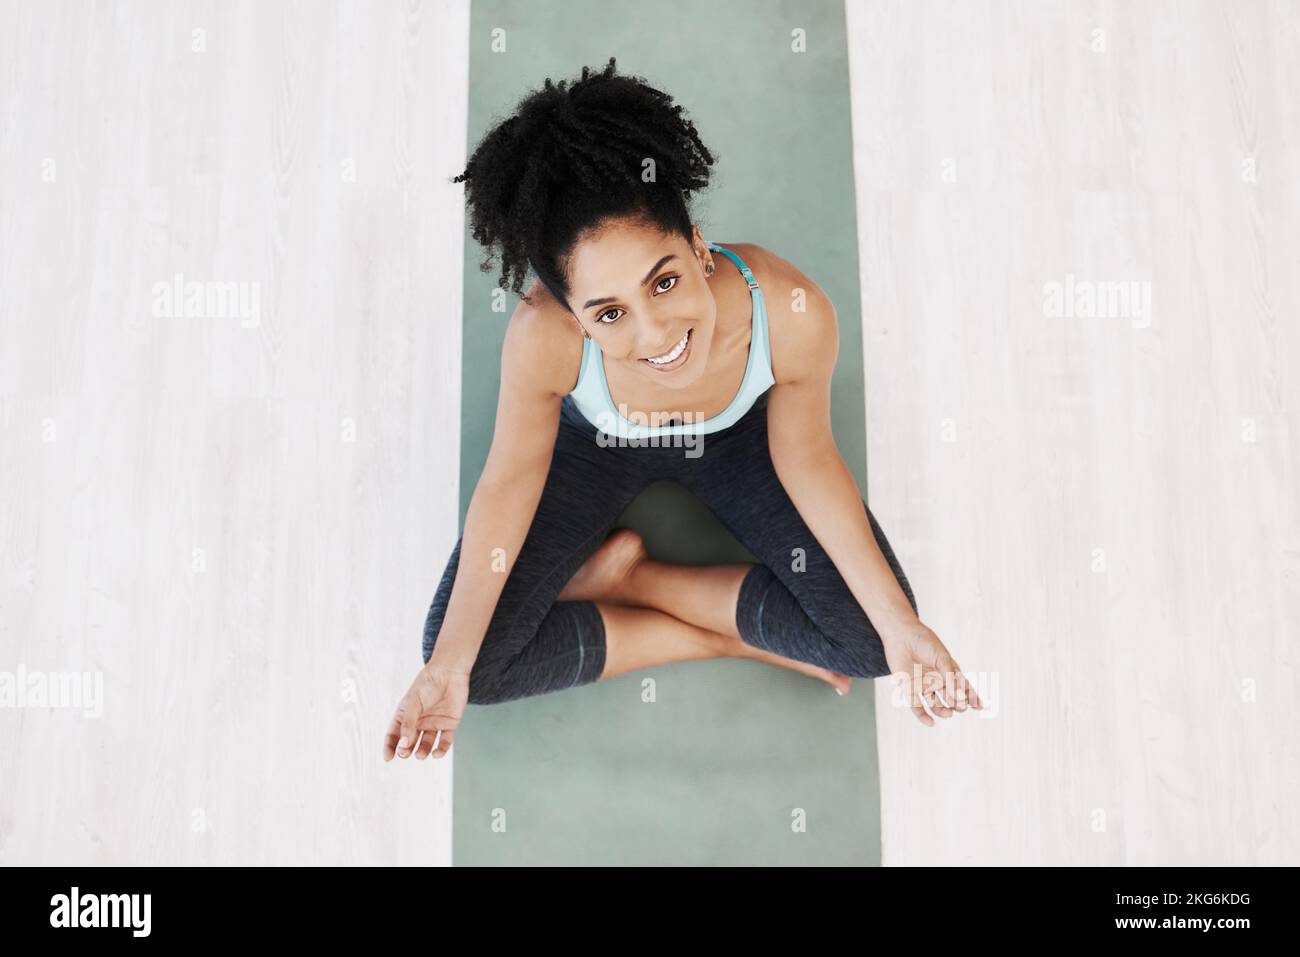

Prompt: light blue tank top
[{"left": 568, "top": 242, "right": 775, "bottom": 439}]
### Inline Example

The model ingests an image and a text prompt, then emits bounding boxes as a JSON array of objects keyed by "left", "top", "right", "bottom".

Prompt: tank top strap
[
  {"left": 707, "top": 242, "right": 760, "bottom": 290},
  {"left": 708, "top": 242, "right": 771, "bottom": 382}
]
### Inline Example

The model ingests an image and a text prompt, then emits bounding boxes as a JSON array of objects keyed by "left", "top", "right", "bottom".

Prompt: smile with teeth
[{"left": 644, "top": 329, "right": 691, "bottom": 366}]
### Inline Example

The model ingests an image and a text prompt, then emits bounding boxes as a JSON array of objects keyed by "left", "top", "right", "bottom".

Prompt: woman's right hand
[{"left": 383, "top": 662, "right": 471, "bottom": 761}]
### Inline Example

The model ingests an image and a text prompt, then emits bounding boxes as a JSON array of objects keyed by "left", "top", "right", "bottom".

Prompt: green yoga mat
[{"left": 454, "top": 0, "right": 877, "bottom": 865}]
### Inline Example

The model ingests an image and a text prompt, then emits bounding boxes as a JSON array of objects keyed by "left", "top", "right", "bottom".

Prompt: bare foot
[
  {"left": 558, "top": 528, "right": 647, "bottom": 604},
  {"left": 728, "top": 636, "right": 854, "bottom": 695},
  {"left": 561, "top": 530, "right": 851, "bottom": 695}
]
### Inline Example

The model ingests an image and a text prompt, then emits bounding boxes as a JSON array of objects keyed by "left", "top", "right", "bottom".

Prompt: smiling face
[{"left": 564, "top": 219, "right": 718, "bottom": 390}]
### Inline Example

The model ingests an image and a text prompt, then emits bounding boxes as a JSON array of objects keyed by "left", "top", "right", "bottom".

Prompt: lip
[{"left": 640, "top": 328, "right": 693, "bottom": 372}]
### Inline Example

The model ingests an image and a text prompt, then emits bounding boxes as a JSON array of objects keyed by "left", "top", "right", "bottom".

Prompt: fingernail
[
  {"left": 398, "top": 736, "right": 408, "bottom": 750},
  {"left": 835, "top": 688, "right": 845, "bottom": 696}
]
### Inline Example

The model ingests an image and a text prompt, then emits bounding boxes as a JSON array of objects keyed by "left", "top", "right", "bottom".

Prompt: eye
[{"left": 595, "top": 275, "right": 679, "bottom": 324}]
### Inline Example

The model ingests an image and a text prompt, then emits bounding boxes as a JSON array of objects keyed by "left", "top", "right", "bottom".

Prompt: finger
[
  {"left": 395, "top": 693, "right": 422, "bottom": 758},
  {"left": 937, "top": 657, "right": 967, "bottom": 712},
  {"left": 411, "top": 710, "right": 459, "bottom": 757},
  {"left": 962, "top": 671, "right": 983, "bottom": 710},
  {"left": 953, "top": 670, "right": 979, "bottom": 711},
  {"left": 952, "top": 671, "right": 971, "bottom": 711},
  {"left": 382, "top": 716, "right": 404, "bottom": 761},
  {"left": 937, "top": 654, "right": 978, "bottom": 712},
  {"left": 925, "top": 689, "right": 952, "bottom": 718},
  {"left": 924, "top": 670, "right": 954, "bottom": 718},
  {"left": 936, "top": 657, "right": 966, "bottom": 716},
  {"left": 900, "top": 668, "right": 934, "bottom": 727},
  {"left": 414, "top": 728, "right": 438, "bottom": 760},
  {"left": 941, "top": 654, "right": 983, "bottom": 711},
  {"left": 430, "top": 727, "right": 454, "bottom": 759}
]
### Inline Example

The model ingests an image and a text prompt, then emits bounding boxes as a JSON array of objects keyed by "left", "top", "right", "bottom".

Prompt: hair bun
[{"left": 451, "top": 57, "right": 715, "bottom": 304}]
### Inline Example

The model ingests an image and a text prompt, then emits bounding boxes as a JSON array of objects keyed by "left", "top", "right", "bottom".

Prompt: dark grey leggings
[{"left": 421, "top": 390, "right": 918, "bottom": 705}]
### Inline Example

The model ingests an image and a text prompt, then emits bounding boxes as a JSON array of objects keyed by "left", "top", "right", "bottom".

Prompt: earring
[{"left": 704, "top": 258, "right": 715, "bottom": 276}]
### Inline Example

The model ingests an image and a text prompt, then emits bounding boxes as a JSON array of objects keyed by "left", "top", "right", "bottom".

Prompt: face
[{"left": 564, "top": 221, "right": 717, "bottom": 390}]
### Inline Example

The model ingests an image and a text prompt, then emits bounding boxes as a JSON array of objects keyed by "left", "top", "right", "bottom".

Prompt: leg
[
  {"left": 423, "top": 536, "right": 612, "bottom": 704},
  {"left": 559, "top": 528, "right": 751, "bottom": 638},
  {"left": 674, "top": 392, "right": 918, "bottom": 679},
  {"left": 421, "top": 398, "right": 660, "bottom": 704},
  {"left": 730, "top": 506, "right": 916, "bottom": 677},
  {"left": 560, "top": 528, "right": 854, "bottom": 692},
  {"left": 595, "top": 602, "right": 734, "bottom": 677}
]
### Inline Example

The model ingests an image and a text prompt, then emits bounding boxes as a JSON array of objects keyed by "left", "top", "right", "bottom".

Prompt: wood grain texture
[
  {"left": 0, "top": 0, "right": 469, "bottom": 864},
  {"left": 850, "top": 0, "right": 1300, "bottom": 865}
]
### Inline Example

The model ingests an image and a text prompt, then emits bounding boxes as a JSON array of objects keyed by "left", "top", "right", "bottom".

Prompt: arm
[
  {"left": 764, "top": 281, "right": 918, "bottom": 645},
  {"left": 426, "top": 296, "right": 580, "bottom": 675},
  {"left": 761, "top": 255, "right": 981, "bottom": 723}
]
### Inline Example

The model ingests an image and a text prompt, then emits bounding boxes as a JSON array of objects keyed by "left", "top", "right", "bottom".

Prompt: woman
[{"left": 384, "top": 58, "right": 981, "bottom": 763}]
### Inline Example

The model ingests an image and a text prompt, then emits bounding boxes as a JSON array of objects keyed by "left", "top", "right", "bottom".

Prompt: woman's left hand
[{"left": 881, "top": 618, "right": 982, "bottom": 726}]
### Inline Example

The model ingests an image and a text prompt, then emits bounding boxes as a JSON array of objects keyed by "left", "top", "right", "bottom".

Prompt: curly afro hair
[{"left": 451, "top": 56, "right": 717, "bottom": 311}]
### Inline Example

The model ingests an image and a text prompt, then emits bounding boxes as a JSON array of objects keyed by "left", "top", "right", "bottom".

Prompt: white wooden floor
[
  {"left": 0, "top": 0, "right": 468, "bottom": 865},
  {"left": 852, "top": 0, "right": 1300, "bottom": 865},
  {"left": 1, "top": 0, "right": 1295, "bottom": 866}
]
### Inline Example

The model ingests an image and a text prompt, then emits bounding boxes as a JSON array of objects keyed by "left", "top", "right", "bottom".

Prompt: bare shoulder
[
  {"left": 739, "top": 243, "right": 838, "bottom": 386},
  {"left": 501, "top": 280, "right": 585, "bottom": 398}
]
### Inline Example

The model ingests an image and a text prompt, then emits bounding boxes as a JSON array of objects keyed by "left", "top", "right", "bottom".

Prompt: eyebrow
[{"left": 581, "top": 255, "right": 678, "bottom": 311}]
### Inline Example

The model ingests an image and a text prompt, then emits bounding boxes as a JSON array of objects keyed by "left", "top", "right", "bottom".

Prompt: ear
[{"left": 690, "top": 224, "right": 710, "bottom": 267}]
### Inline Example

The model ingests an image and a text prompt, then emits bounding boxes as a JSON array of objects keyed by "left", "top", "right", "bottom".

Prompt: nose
[{"left": 643, "top": 313, "right": 679, "bottom": 355}]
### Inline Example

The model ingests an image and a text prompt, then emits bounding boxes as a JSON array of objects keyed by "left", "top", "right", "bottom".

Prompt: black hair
[{"left": 450, "top": 56, "right": 716, "bottom": 311}]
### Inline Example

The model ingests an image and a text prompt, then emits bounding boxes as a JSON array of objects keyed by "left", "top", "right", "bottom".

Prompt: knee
[
  {"left": 422, "top": 625, "right": 514, "bottom": 705},
  {"left": 816, "top": 616, "right": 893, "bottom": 679},
  {"left": 463, "top": 632, "right": 517, "bottom": 704},
  {"left": 433, "top": 612, "right": 529, "bottom": 706},
  {"left": 826, "top": 639, "right": 892, "bottom": 680},
  {"left": 418, "top": 539, "right": 548, "bottom": 705},
  {"left": 462, "top": 656, "right": 533, "bottom": 706},
  {"left": 422, "top": 593, "right": 515, "bottom": 704},
  {"left": 464, "top": 666, "right": 507, "bottom": 705}
]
